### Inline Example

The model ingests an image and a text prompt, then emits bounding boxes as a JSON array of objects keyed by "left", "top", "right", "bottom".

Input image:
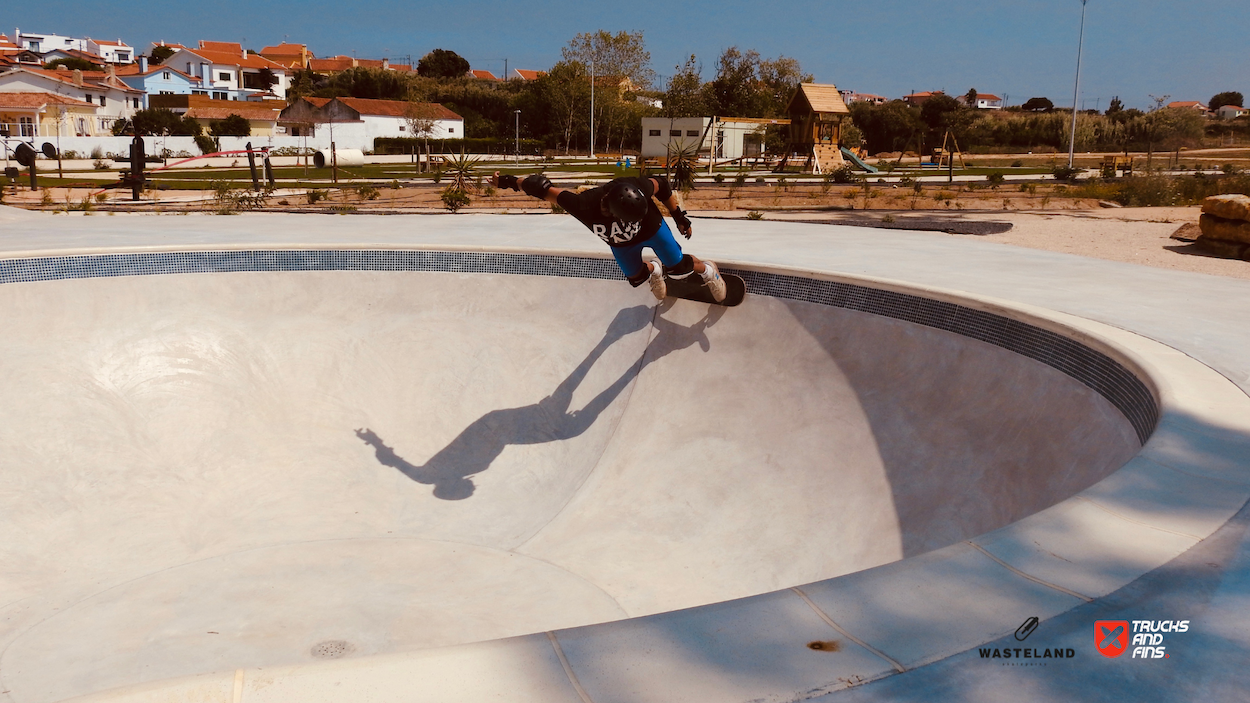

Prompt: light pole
[
  {"left": 1067, "top": 0, "right": 1088, "bottom": 169},
  {"left": 589, "top": 57, "right": 595, "bottom": 159},
  {"left": 514, "top": 109, "right": 520, "bottom": 164}
]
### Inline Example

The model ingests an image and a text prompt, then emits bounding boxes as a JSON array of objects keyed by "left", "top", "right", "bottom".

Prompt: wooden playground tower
[{"left": 775, "top": 83, "right": 852, "bottom": 174}]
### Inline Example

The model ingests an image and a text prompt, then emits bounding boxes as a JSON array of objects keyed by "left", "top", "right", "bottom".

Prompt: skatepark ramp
[{"left": 0, "top": 249, "right": 1153, "bottom": 701}]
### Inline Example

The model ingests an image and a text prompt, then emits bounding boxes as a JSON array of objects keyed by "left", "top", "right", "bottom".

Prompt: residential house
[
  {"left": 258, "top": 43, "right": 314, "bottom": 70},
  {"left": 1, "top": 34, "right": 45, "bottom": 67},
  {"left": 12, "top": 29, "right": 88, "bottom": 54},
  {"left": 116, "top": 57, "right": 203, "bottom": 109},
  {"left": 0, "top": 65, "right": 143, "bottom": 133},
  {"left": 150, "top": 94, "right": 283, "bottom": 135},
  {"left": 903, "top": 91, "right": 944, "bottom": 106},
  {"left": 468, "top": 69, "right": 500, "bottom": 81},
  {"left": 0, "top": 91, "right": 97, "bottom": 138},
  {"left": 1169, "top": 100, "right": 1210, "bottom": 116},
  {"left": 37, "top": 48, "right": 105, "bottom": 69},
  {"left": 308, "top": 56, "right": 411, "bottom": 74},
  {"left": 86, "top": 38, "right": 135, "bottom": 64},
  {"left": 959, "top": 93, "right": 1004, "bottom": 109},
  {"left": 839, "top": 90, "right": 887, "bottom": 105},
  {"left": 278, "top": 97, "right": 462, "bottom": 147},
  {"left": 1217, "top": 104, "right": 1248, "bottom": 120},
  {"left": 512, "top": 69, "right": 545, "bottom": 81},
  {"left": 155, "top": 41, "right": 289, "bottom": 100}
]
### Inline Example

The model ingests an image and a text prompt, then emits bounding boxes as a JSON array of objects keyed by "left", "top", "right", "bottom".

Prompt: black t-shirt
[{"left": 556, "top": 176, "right": 668, "bottom": 248}]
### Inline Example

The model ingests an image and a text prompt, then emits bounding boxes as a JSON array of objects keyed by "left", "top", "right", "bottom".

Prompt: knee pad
[
  {"left": 626, "top": 267, "right": 651, "bottom": 287},
  {"left": 663, "top": 254, "right": 695, "bottom": 278}
]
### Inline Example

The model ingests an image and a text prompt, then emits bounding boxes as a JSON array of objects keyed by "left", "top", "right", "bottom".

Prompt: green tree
[
  {"left": 964, "top": 88, "right": 979, "bottom": 107},
  {"left": 531, "top": 60, "right": 591, "bottom": 153},
  {"left": 45, "top": 57, "right": 98, "bottom": 71},
  {"left": 562, "top": 30, "right": 656, "bottom": 91},
  {"left": 149, "top": 45, "right": 176, "bottom": 66},
  {"left": 703, "top": 46, "right": 764, "bottom": 117},
  {"left": 1209, "top": 91, "right": 1244, "bottom": 111},
  {"left": 756, "top": 55, "right": 810, "bottom": 117},
  {"left": 664, "top": 55, "right": 705, "bottom": 118},
  {"left": 256, "top": 67, "right": 279, "bottom": 93},
  {"left": 130, "top": 108, "right": 202, "bottom": 136},
  {"left": 210, "top": 114, "right": 251, "bottom": 137},
  {"left": 847, "top": 100, "right": 920, "bottom": 154},
  {"left": 1106, "top": 96, "right": 1124, "bottom": 116},
  {"left": 417, "top": 49, "right": 471, "bottom": 80}
]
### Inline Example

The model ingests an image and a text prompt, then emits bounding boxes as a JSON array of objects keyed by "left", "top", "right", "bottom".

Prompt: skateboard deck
[{"left": 663, "top": 271, "right": 746, "bottom": 306}]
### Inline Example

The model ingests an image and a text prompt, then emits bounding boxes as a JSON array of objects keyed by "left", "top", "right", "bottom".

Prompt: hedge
[{"left": 374, "top": 137, "right": 545, "bottom": 155}]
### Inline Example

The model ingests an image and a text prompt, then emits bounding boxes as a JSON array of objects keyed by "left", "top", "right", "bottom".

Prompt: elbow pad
[
  {"left": 521, "top": 174, "right": 553, "bottom": 199},
  {"left": 652, "top": 175, "right": 673, "bottom": 201}
]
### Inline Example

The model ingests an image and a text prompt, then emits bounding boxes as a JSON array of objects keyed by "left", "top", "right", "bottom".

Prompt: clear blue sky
[{"left": 9, "top": 0, "right": 1247, "bottom": 110}]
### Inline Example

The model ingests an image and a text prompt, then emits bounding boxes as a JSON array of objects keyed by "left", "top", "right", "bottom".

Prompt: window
[
  {"left": 19, "top": 116, "right": 34, "bottom": 137},
  {"left": 117, "top": 53, "right": 129, "bottom": 61},
  {"left": 77, "top": 118, "right": 86, "bottom": 134},
  {"left": 192, "top": 90, "right": 207, "bottom": 95},
  {"left": 399, "top": 125, "right": 405, "bottom": 131},
  {"left": 669, "top": 130, "right": 681, "bottom": 137},
  {"left": 132, "top": 98, "right": 140, "bottom": 108},
  {"left": 648, "top": 129, "right": 661, "bottom": 136},
  {"left": 163, "top": 71, "right": 171, "bottom": 79},
  {"left": 85, "top": 94, "right": 93, "bottom": 104},
  {"left": 218, "top": 72, "right": 230, "bottom": 81},
  {"left": 160, "top": 90, "right": 173, "bottom": 95},
  {"left": 213, "top": 91, "right": 227, "bottom": 100},
  {"left": 686, "top": 130, "right": 699, "bottom": 137},
  {"left": 100, "top": 96, "right": 106, "bottom": 107},
  {"left": 186, "top": 62, "right": 192, "bottom": 74},
  {"left": 448, "top": 127, "right": 455, "bottom": 134}
]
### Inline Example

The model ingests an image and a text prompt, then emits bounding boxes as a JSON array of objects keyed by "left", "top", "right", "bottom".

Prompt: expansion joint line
[
  {"left": 547, "top": 631, "right": 595, "bottom": 703},
  {"left": 791, "top": 587, "right": 906, "bottom": 673},
  {"left": 232, "top": 669, "right": 245, "bottom": 703},
  {"left": 965, "top": 541, "right": 1094, "bottom": 602}
]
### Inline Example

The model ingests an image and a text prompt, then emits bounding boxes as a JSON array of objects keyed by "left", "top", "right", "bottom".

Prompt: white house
[
  {"left": 117, "top": 57, "right": 203, "bottom": 109},
  {"left": 0, "top": 65, "right": 142, "bottom": 133},
  {"left": 12, "top": 29, "right": 87, "bottom": 54},
  {"left": 958, "top": 93, "right": 1004, "bottom": 109},
  {"left": 86, "top": 38, "right": 134, "bottom": 64},
  {"left": 278, "top": 97, "right": 463, "bottom": 148},
  {"left": 155, "top": 41, "right": 289, "bottom": 101},
  {"left": 1216, "top": 104, "right": 1248, "bottom": 120}
]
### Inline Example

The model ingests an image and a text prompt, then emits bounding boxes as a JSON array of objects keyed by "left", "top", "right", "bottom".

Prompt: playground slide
[{"left": 840, "top": 147, "right": 879, "bottom": 173}]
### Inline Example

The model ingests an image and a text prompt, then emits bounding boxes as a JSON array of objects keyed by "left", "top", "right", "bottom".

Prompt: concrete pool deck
[{"left": 1, "top": 206, "right": 1249, "bottom": 701}]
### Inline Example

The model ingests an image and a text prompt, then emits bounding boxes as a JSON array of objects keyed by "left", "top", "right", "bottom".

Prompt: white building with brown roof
[{"left": 279, "top": 97, "right": 463, "bottom": 148}]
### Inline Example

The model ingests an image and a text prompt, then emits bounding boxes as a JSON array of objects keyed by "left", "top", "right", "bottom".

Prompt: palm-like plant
[
  {"left": 443, "top": 149, "right": 481, "bottom": 194},
  {"left": 666, "top": 141, "right": 699, "bottom": 193}
]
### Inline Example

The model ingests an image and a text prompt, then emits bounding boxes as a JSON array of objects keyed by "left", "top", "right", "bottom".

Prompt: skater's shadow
[{"left": 356, "top": 302, "right": 725, "bottom": 500}]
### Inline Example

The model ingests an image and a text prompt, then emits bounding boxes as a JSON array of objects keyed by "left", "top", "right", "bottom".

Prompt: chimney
[
  {"left": 382, "top": 58, "right": 389, "bottom": 70},
  {"left": 139, "top": 55, "right": 147, "bottom": 72},
  {"left": 72, "top": 68, "right": 83, "bottom": 86}
]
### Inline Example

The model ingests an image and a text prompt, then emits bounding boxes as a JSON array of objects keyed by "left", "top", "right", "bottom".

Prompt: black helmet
[{"left": 603, "top": 180, "right": 648, "bottom": 223}]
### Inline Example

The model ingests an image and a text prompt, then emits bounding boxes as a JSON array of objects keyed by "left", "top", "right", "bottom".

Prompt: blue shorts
[{"left": 610, "top": 220, "right": 684, "bottom": 279}]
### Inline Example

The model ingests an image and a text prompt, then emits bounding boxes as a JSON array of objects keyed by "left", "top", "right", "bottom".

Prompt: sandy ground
[{"left": 695, "top": 206, "right": 1250, "bottom": 281}]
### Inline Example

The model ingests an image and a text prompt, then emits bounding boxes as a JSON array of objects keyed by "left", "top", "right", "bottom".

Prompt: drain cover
[{"left": 310, "top": 640, "right": 355, "bottom": 659}]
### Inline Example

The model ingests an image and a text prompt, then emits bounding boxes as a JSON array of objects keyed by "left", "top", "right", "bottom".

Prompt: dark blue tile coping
[{"left": 0, "top": 249, "right": 1157, "bottom": 444}]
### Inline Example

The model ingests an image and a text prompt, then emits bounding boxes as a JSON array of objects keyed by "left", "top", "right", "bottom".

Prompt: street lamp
[
  {"left": 1067, "top": 0, "right": 1089, "bottom": 169},
  {"left": 514, "top": 109, "right": 520, "bottom": 164}
]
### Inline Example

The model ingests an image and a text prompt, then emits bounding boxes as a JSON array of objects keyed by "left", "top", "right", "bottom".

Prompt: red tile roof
[
  {"left": 91, "top": 39, "right": 130, "bottom": 48},
  {"left": 1169, "top": 101, "right": 1207, "bottom": 109},
  {"left": 338, "top": 97, "right": 461, "bottom": 120},
  {"left": 200, "top": 41, "right": 243, "bottom": 53},
  {"left": 7, "top": 66, "right": 144, "bottom": 93},
  {"left": 0, "top": 91, "right": 95, "bottom": 109},
  {"left": 308, "top": 56, "right": 356, "bottom": 72},
  {"left": 513, "top": 69, "right": 544, "bottom": 80},
  {"left": 469, "top": 69, "right": 499, "bottom": 81},
  {"left": 115, "top": 63, "right": 201, "bottom": 81},
  {"left": 185, "top": 105, "right": 281, "bottom": 120},
  {"left": 259, "top": 43, "right": 310, "bottom": 56}
]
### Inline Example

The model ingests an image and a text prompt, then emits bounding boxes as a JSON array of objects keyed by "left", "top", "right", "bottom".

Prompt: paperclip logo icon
[{"left": 1095, "top": 620, "right": 1129, "bottom": 658}]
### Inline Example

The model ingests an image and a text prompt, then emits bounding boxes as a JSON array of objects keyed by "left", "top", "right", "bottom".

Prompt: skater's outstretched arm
[
  {"left": 650, "top": 176, "right": 693, "bottom": 238},
  {"left": 491, "top": 171, "right": 565, "bottom": 206}
]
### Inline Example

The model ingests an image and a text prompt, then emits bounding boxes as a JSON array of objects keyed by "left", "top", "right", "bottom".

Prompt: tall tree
[
  {"left": 704, "top": 47, "right": 763, "bottom": 117},
  {"left": 664, "top": 55, "right": 705, "bottom": 118},
  {"left": 1209, "top": 91, "right": 1244, "bottom": 111},
  {"left": 756, "top": 55, "right": 810, "bottom": 116},
  {"left": 149, "top": 45, "right": 176, "bottom": 66},
  {"left": 964, "top": 88, "right": 979, "bottom": 107},
  {"left": 561, "top": 30, "right": 656, "bottom": 90},
  {"left": 533, "top": 60, "right": 592, "bottom": 154},
  {"left": 418, "top": 49, "right": 470, "bottom": 80}
]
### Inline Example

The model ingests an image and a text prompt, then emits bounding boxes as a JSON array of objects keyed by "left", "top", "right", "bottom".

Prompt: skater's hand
[
  {"left": 671, "top": 208, "right": 693, "bottom": 238},
  {"left": 492, "top": 172, "right": 520, "bottom": 191}
]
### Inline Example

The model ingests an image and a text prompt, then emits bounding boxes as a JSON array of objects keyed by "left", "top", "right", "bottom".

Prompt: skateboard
[{"left": 663, "top": 271, "right": 746, "bottom": 306}]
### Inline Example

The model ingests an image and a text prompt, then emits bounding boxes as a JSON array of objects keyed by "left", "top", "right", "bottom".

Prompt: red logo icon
[{"left": 1095, "top": 620, "right": 1129, "bottom": 658}]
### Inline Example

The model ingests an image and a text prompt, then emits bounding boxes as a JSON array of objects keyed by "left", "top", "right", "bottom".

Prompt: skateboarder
[{"left": 490, "top": 171, "right": 727, "bottom": 302}]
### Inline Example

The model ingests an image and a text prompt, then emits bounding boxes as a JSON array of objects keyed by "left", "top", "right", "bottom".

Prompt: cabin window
[
  {"left": 669, "top": 130, "right": 681, "bottom": 137},
  {"left": 686, "top": 130, "right": 699, "bottom": 137},
  {"left": 648, "top": 129, "right": 661, "bottom": 136}
]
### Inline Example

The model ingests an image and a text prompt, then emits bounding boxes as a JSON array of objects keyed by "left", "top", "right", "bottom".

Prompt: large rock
[
  {"left": 1202, "top": 193, "right": 1250, "bottom": 222},
  {"left": 1195, "top": 234, "right": 1250, "bottom": 261},
  {"left": 1199, "top": 213, "right": 1250, "bottom": 244}
]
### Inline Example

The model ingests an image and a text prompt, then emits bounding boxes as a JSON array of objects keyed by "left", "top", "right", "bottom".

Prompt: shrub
[
  {"left": 746, "top": 210, "right": 764, "bottom": 220},
  {"left": 194, "top": 135, "right": 217, "bottom": 156},
  {"left": 356, "top": 185, "right": 380, "bottom": 201},
  {"left": 830, "top": 164, "right": 857, "bottom": 183},
  {"left": 755, "top": 176, "right": 766, "bottom": 184},
  {"left": 306, "top": 189, "right": 327, "bottom": 204},
  {"left": 1051, "top": 165, "right": 1081, "bottom": 182},
  {"left": 1011, "top": 160, "right": 1024, "bottom": 167},
  {"left": 713, "top": 173, "right": 725, "bottom": 183},
  {"left": 441, "top": 187, "right": 471, "bottom": 212},
  {"left": 986, "top": 171, "right": 1005, "bottom": 188}
]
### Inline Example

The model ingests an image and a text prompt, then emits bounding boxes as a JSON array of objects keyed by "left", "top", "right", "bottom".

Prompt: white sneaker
[
  {"left": 647, "top": 260, "right": 667, "bottom": 300},
  {"left": 700, "top": 261, "right": 727, "bottom": 302}
]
